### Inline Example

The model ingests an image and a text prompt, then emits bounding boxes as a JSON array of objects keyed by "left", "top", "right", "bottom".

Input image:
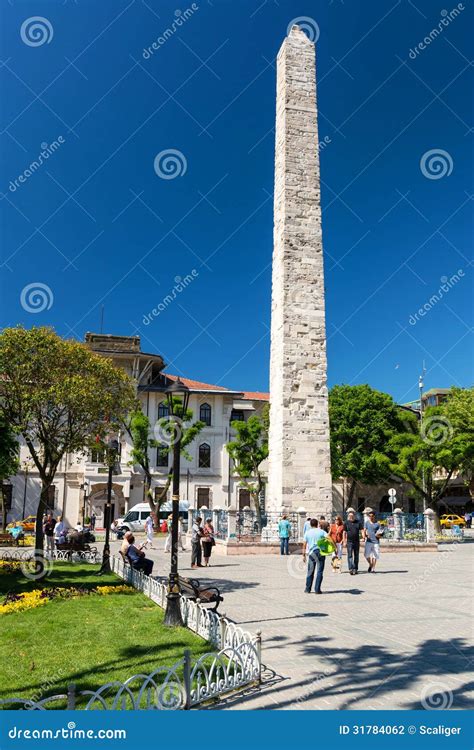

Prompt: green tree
[
  {"left": 226, "top": 410, "right": 269, "bottom": 527},
  {"left": 329, "top": 384, "right": 414, "bottom": 506},
  {"left": 0, "top": 417, "right": 19, "bottom": 530},
  {"left": 389, "top": 388, "right": 474, "bottom": 508},
  {"left": 0, "top": 327, "right": 136, "bottom": 550},
  {"left": 126, "top": 400, "right": 205, "bottom": 516}
]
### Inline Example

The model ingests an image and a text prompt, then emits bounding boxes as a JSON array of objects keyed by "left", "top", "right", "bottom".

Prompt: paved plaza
[{"left": 109, "top": 538, "right": 473, "bottom": 711}]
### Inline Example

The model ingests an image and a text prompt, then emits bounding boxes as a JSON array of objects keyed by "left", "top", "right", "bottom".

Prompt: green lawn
[{"left": 0, "top": 563, "right": 210, "bottom": 707}]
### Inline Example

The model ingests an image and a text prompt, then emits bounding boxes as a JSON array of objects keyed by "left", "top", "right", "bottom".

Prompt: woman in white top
[{"left": 54, "top": 515, "right": 67, "bottom": 546}]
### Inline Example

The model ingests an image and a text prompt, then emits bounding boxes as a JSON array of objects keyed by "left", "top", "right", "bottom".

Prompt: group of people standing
[
  {"left": 190, "top": 516, "right": 215, "bottom": 568},
  {"left": 277, "top": 510, "right": 383, "bottom": 594}
]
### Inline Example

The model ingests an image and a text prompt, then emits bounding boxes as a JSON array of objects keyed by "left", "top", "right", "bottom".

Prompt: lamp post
[
  {"left": 419, "top": 368, "right": 427, "bottom": 513},
  {"left": 164, "top": 378, "right": 190, "bottom": 627},
  {"left": 81, "top": 480, "right": 90, "bottom": 527},
  {"left": 98, "top": 438, "right": 120, "bottom": 576},
  {"left": 22, "top": 459, "right": 32, "bottom": 519}
]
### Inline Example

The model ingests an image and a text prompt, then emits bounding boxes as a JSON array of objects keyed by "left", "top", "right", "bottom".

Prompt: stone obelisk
[{"left": 267, "top": 25, "right": 332, "bottom": 515}]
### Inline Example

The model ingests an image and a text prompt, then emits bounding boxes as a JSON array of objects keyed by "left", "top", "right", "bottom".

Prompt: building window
[
  {"left": 158, "top": 402, "right": 169, "bottom": 419},
  {"left": 230, "top": 409, "right": 245, "bottom": 422},
  {"left": 156, "top": 444, "right": 168, "bottom": 468},
  {"left": 198, "top": 443, "right": 211, "bottom": 468},
  {"left": 90, "top": 448, "right": 106, "bottom": 464},
  {"left": 200, "top": 403, "right": 211, "bottom": 426},
  {"left": 197, "top": 487, "right": 211, "bottom": 509}
]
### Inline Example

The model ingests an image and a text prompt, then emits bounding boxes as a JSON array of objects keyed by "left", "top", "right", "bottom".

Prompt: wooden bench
[
  {"left": 178, "top": 575, "right": 223, "bottom": 612},
  {"left": 0, "top": 533, "right": 12, "bottom": 546}
]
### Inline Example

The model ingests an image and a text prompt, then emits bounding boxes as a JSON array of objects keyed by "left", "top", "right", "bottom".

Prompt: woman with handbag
[{"left": 201, "top": 517, "right": 215, "bottom": 567}]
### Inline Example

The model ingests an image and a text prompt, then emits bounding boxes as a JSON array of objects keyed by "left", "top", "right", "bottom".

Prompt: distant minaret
[{"left": 267, "top": 25, "right": 332, "bottom": 515}]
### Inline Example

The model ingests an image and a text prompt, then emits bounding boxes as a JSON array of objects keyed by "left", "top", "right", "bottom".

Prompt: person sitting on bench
[{"left": 126, "top": 534, "right": 154, "bottom": 575}]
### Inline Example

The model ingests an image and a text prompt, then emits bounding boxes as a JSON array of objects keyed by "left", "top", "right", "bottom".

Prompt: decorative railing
[
  {"left": 0, "top": 641, "right": 261, "bottom": 710},
  {"left": 0, "top": 548, "right": 98, "bottom": 564},
  {"left": 110, "top": 556, "right": 255, "bottom": 650},
  {"left": 0, "top": 555, "right": 261, "bottom": 711}
]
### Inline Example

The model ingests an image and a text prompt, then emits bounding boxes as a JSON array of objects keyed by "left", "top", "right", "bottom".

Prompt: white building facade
[{"left": 6, "top": 334, "right": 269, "bottom": 529}]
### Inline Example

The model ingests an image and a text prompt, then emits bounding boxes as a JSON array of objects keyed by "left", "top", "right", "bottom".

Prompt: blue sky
[{"left": 0, "top": 0, "right": 472, "bottom": 403}]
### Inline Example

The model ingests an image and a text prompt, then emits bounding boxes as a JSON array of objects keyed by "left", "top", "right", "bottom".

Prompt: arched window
[
  {"left": 230, "top": 409, "right": 244, "bottom": 423},
  {"left": 200, "top": 403, "right": 211, "bottom": 426},
  {"left": 158, "top": 401, "right": 169, "bottom": 419},
  {"left": 198, "top": 443, "right": 211, "bottom": 468}
]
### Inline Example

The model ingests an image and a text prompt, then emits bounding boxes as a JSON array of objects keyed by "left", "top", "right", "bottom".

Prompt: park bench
[{"left": 177, "top": 575, "right": 223, "bottom": 612}]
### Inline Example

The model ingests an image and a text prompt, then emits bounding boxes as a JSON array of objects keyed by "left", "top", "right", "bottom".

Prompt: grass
[{"left": 0, "top": 563, "right": 211, "bottom": 707}]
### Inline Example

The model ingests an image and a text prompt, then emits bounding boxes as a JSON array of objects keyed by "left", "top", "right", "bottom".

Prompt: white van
[
  {"left": 115, "top": 501, "right": 190, "bottom": 532},
  {"left": 114, "top": 504, "right": 151, "bottom": 532}
]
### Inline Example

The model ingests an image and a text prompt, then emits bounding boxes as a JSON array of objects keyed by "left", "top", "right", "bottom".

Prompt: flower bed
[{"left": 0, "top": 584, "right": 134, "bottom": 615}]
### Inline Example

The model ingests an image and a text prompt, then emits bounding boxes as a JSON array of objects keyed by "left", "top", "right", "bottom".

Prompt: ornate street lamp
[
  {"left": 98, "top": 437, "right": 120, "bottom": 576},
  {"left": 164, "top": 378, "right": 190, "bottom": 627},
  {"left": 80, "top": 479, "right": 90, "bottom": 527}
]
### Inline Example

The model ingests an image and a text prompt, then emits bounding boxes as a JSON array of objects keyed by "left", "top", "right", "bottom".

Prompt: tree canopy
[
  {"left": 227, "top": 406, "right": 269, "bottom": 525},
  {"left": 126, "top": 399, "right": 204, "bottom": 514},
  {"left": 0, "top": 326, "right": 136, "bottom": 548},
  {"left": 328, "top": 384, "right": 414, "bottom": 503}
]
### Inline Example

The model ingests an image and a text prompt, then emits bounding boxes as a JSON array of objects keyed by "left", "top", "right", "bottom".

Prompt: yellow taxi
[
  {"left": 440, "top": 514, "right": 466, "bottom": 529},
  {"left": 6, "top": 515, "right": 36, "bottom": 533}
]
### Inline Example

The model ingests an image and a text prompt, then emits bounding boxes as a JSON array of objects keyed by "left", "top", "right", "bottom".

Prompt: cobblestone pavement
[{"left": 110, "top": 538, "right": 473, "bottom": 711}]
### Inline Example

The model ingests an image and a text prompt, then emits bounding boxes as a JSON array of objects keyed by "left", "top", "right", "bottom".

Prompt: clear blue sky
[{"left": 1, "top": 0, "right": 472, "bottom": 404}]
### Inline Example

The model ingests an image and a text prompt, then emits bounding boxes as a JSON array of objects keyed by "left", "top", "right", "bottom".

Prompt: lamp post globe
[{"left": 164, "top": 378, "right": 190, "bottom": 627}]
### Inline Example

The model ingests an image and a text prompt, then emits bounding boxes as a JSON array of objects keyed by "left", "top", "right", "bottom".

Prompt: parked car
[
  {"left": 440, "top": 514, "right": 466, "bottom": 529},
  {"left": 6, "top": 515, "right": 36, "bottom": 533}
]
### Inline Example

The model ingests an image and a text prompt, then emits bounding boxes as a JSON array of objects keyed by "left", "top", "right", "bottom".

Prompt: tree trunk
[
  {"left": 348, "top": 478, "right": 356, "bottom": 507},
  {"left": 252, "top": 489, "right": 263, "bottom": 530},
  {"left": 0, "top": 481, "right": 6, "bottom": 532},
  {"left": 35, "top": 483, "right": 50, "bottom": 552}
]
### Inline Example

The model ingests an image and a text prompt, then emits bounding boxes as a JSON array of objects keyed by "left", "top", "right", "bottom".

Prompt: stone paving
[{"left": 110, "top": 537, "right": 473, "bottom": 711}]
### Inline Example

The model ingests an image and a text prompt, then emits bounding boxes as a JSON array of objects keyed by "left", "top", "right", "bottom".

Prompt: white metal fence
[{"left": 0, "top": 555, "right": 261, "bottom": 711}]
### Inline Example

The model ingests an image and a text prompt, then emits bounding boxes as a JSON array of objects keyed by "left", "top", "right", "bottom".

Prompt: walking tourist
[
  {"left": 343, "top": 510, "right": 362, "bottom": 575},
  {"left": 191, "top": 516, "right": 203, "bottom": 568},
  {"left": 126, "top": 534, "right": 154, "bottom": 575},
  {"left": 90, "top": 513, "right": 96, "bottom": 530},
  {"left": 54, "top": 515, "right": 67, "bottom": 547},
  {"left": 177, "top": 517, "right": 186, "bottom": 551},
  {"left": 144, "top": 513, "right": 155, "bottom": 548},
  {"left": 364, "top": 511, "right": 383, "bottom": 573},
  {"left": 164, "top": 513, "right": 173, "bottom": 552},
  {"left": 329, "top": 515, "right": 344, "bottom": 572},
  {"left": 303, "top": 516, "right": 312, "bottom": 535},
  {"left": 202, "top": 517, "right": 215, "bottom": 566},
  {"left": 278, "top": 514, "right": 292, "bottom": 555},
  {"left": 43, "top": 513, "right": 56, "bottom": 558},
  {"left": 303, "top": 519, "right": 328, "bottom": 594},
  {"left": 464, "top": 511, "right": 471, "bottom": 528}
]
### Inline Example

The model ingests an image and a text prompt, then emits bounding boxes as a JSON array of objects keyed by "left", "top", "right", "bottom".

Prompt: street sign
[{"left": 388, "top": 488, "right": 396, "bottom": 497}]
